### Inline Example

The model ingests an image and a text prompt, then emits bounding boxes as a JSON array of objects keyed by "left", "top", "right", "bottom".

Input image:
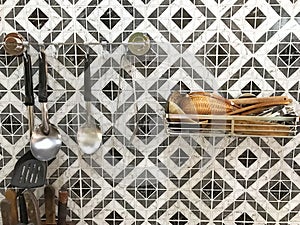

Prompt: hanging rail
[{"left": 1, "top": 32, "right": 151, "bottom": 56}]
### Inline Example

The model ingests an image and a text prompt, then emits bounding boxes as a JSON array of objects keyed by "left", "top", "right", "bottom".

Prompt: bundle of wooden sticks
[{"left": 166, "top": 91, "right": 294, "bottom": 136}]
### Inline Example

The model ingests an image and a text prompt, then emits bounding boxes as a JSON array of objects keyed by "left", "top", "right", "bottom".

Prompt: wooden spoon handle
[
  {"left": 5, "top": 189, "right": 18, "bottom": 225},
  {"left": 228, "top": 100, "right": 292, "bottom": 115},
  {"left": 229, "top": 96, "right": 291, "bottom": 105}
]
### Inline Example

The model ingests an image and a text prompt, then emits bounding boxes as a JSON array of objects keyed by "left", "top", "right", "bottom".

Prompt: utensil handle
[
  {"left": 1, "top": 199, "right": 12, "bottom": 225},
  {"left": 24, "top": 51, "right": 34, "bottom": 106},
  {"left": 38, "top": 51, "right": 48, "bottom": 103},
  {"left": 58, "top": 189, "right": 68, "bottom": 225},
  {"left": 45, "top": 185, "right": 56, "bottom": 224},
  {"left": 24, "top": 190, "right": 42, "bottom": 225},
  {"left": 84, "top": 54, "right": 92, "bottom": 102},
  {"left": 5, "top": 189, "right": 18, "bottom": 225},
  {"left": 19, "top": 193, "right": 28, "bottom": 224}
]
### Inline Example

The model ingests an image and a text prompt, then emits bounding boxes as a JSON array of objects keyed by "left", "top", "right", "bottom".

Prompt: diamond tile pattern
[
  {"left": 172, "top": 8, "right": 193, "bottom": 29},
  {"left": 100, "top": 8, "right": 121, "bottom": 29},
  {"left": 245, "top": 7, "right": 266, "bottom": 29},
  {"left": 1, "top": 0, "right": 300, "bottom": 224},
  {"left": 28, "top": 8, "right": 49, "bottom": 29}
]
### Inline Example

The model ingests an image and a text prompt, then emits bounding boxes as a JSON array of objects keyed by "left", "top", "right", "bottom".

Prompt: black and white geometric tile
[{"left": 1, "top": 0, "right": 300, "bottom": 224}]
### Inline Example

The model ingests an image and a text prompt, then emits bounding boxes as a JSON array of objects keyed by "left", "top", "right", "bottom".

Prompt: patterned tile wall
[{"left": 1, "top": 0, "right": 300, "bottom": 224}]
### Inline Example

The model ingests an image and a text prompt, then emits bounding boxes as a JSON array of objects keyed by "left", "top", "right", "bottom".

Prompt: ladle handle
[
  {"left": 38, "top": 51, "right": 48, "bottom": 103},
  {"left": 24, "top": 51, "right": 34, "bottom": 106},
  {"left": 84, "top": 54, "right": 92, "bottom": 102}
]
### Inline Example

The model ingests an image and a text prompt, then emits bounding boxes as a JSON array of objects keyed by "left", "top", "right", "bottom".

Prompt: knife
[
  {"left": 1, "top": 199, "right": 12, "bottom": 225},
  {"left": 23, "top": 190, "right": 42, "bottom": 225},
  {"left": 5, "top": 189, "right": 18, "bottom": 225},
  {"left": 57, "top": 188, "right": 68, "bottom": 225},
  {"left": 45, "top": 185, "right": 56, "bottom": 225}
]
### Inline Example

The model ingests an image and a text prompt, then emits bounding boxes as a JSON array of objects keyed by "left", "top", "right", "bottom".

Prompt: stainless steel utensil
[
  {"left": 11, "top": 52, "right": 47, "bottom": 187},
  {"left": 30, "top": 50, "right": 62, "bottom": 161},
  {"left": 77, "top": 53, "right": 102, "bottom": 154}
]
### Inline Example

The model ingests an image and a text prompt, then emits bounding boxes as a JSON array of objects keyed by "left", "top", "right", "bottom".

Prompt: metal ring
[
  {"left": 128, "top": 32, "right": 150, "bottom": 56},
  {"left": 3, "top": 33, "right": 26, "bottom": 56}
]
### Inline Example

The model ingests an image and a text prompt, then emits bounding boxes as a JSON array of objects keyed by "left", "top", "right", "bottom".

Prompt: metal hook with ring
[{"left": 3, "top": 33, "right": 26, "bottom": 56}]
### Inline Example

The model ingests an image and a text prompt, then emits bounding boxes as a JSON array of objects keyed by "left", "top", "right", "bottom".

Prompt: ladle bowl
[
  {"left": 30, "top": 102, "right": 62, "bottom": 161},
  {"left": 77, "top": 120, "right": 102, "bottom": 155},
  {"left": 76, "top": 53, "right": 102, "bottom": 154},
  {"left": 30, "top": 50, "right": 62, "bottom": 161},
  {"left": 31, "top": 125, "right": 62, "bottom": 161}
]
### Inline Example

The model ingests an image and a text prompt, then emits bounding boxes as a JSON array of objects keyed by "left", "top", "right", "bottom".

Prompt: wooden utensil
[
  {"left": 58, "top": 188, "right": 68, "bottom": 225},
  {"left": 4, "top": 189, "right": 18, "bottom": 225},
  {"left": 23, "top": 190, "right": 42, "bottom": 225},
  {"left": 1, "top": 199, "right": 12, "bottom": 225},
  {"left": 45, "top": 185, "right": 56, "bottom": 225},
  {"left": 229, "top": 96, "right": 291, "bottom": 105}
]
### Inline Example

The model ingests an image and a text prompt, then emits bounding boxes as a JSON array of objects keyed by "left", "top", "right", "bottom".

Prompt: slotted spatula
[{"left": 11, "top": 150, "right": 47, "bottom": 189}]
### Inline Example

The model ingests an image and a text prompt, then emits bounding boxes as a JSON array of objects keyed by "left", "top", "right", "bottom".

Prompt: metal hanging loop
[{"left": 3, "top": 33, "right": 26, "bottom": 56}]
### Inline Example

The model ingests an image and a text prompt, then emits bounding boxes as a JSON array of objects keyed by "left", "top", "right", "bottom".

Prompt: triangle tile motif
[{"left": 1, "top": 0, "right": 300, "bottom": 223}]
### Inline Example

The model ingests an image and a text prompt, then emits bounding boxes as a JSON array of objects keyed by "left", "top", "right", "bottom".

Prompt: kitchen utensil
[
  {"left": 3, "top": 33, "right": 26, "bottom": 56},
  {"left": 11, "top": 150, "right": 47, "bottom": 189},
  {"left": 18, "top": 193, "right": 28, "bottom": 225},
  {"left": 11, "top": 50, "right": 46, "bottom": 224},
  {"left": 23, "top": 190, "right": 41, "bottom": 225},
  {"left": 24, "top": 51, "right": 34, "bottom": 136},
  {"left": 11, "top": 50, "right": 47, "bottom": 188},
  {"left": 1, "top": 199, "right": 12, "bottom": 225},
  {"left": 57, "top": 188, "right": 68, "bottom": 225},
  {"left": 229, "top": 96, "right": 291, "bottom": 105},
  {"left": 30, "top": 50, "right": 62, "bottom": 161},
  {"left": 170, "top": 92, "right": 240, "bottom": 115},
  {"left": 77, "top": 53, "right": 102, "bottom": 154},
  {"left": 128, "top": 32, "right": 150, "bottom": 56},
  {"left": 45, "top": 185, "right": 56, "bottom": 225},
  {"left": 4, "top": 189, "right": 18, "bottom": 225}
]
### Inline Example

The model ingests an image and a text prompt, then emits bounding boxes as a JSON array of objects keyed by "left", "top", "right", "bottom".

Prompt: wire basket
[{"left": 164, "top": 113, "right": 300, "bottom": 138}]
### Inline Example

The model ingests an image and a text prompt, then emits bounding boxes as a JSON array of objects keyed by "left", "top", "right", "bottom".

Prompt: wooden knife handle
[
  {"left": 1, "top": 199, "right": 12, "bottom": 225},
  {"left": 57, "top": 189, "right": 68, "bottom": 225},
  {"left": 45, "top": 185, "right": 56, "bottom": 225},
  {"left": 5, "top": 189, "right": 18, "bottom": 225}
]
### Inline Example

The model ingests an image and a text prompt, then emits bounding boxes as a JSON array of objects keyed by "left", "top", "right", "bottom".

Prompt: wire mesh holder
[{"left": 164, "top": 113, "right": 300, "bottom": 138}]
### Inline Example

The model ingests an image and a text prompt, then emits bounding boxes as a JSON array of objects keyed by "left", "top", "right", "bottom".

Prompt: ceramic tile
[{"left": 1, "top": 0, "right": 300, "bottom": 224}]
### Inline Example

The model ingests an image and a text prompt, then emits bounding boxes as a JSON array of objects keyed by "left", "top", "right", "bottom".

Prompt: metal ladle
[
  {"left": 30, "top": 50, "right": 62, "bottom": 161},
  {"left": 77, "top": 52, "right": 102, "bottom": 154}
]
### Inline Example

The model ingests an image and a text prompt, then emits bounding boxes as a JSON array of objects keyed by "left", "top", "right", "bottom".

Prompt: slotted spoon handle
[
  {"left": 24, "top": 51, "right": 34, "bottom": 106},
  {"left": 38, "top": 50, "right": 48, "bottom": 103}
]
